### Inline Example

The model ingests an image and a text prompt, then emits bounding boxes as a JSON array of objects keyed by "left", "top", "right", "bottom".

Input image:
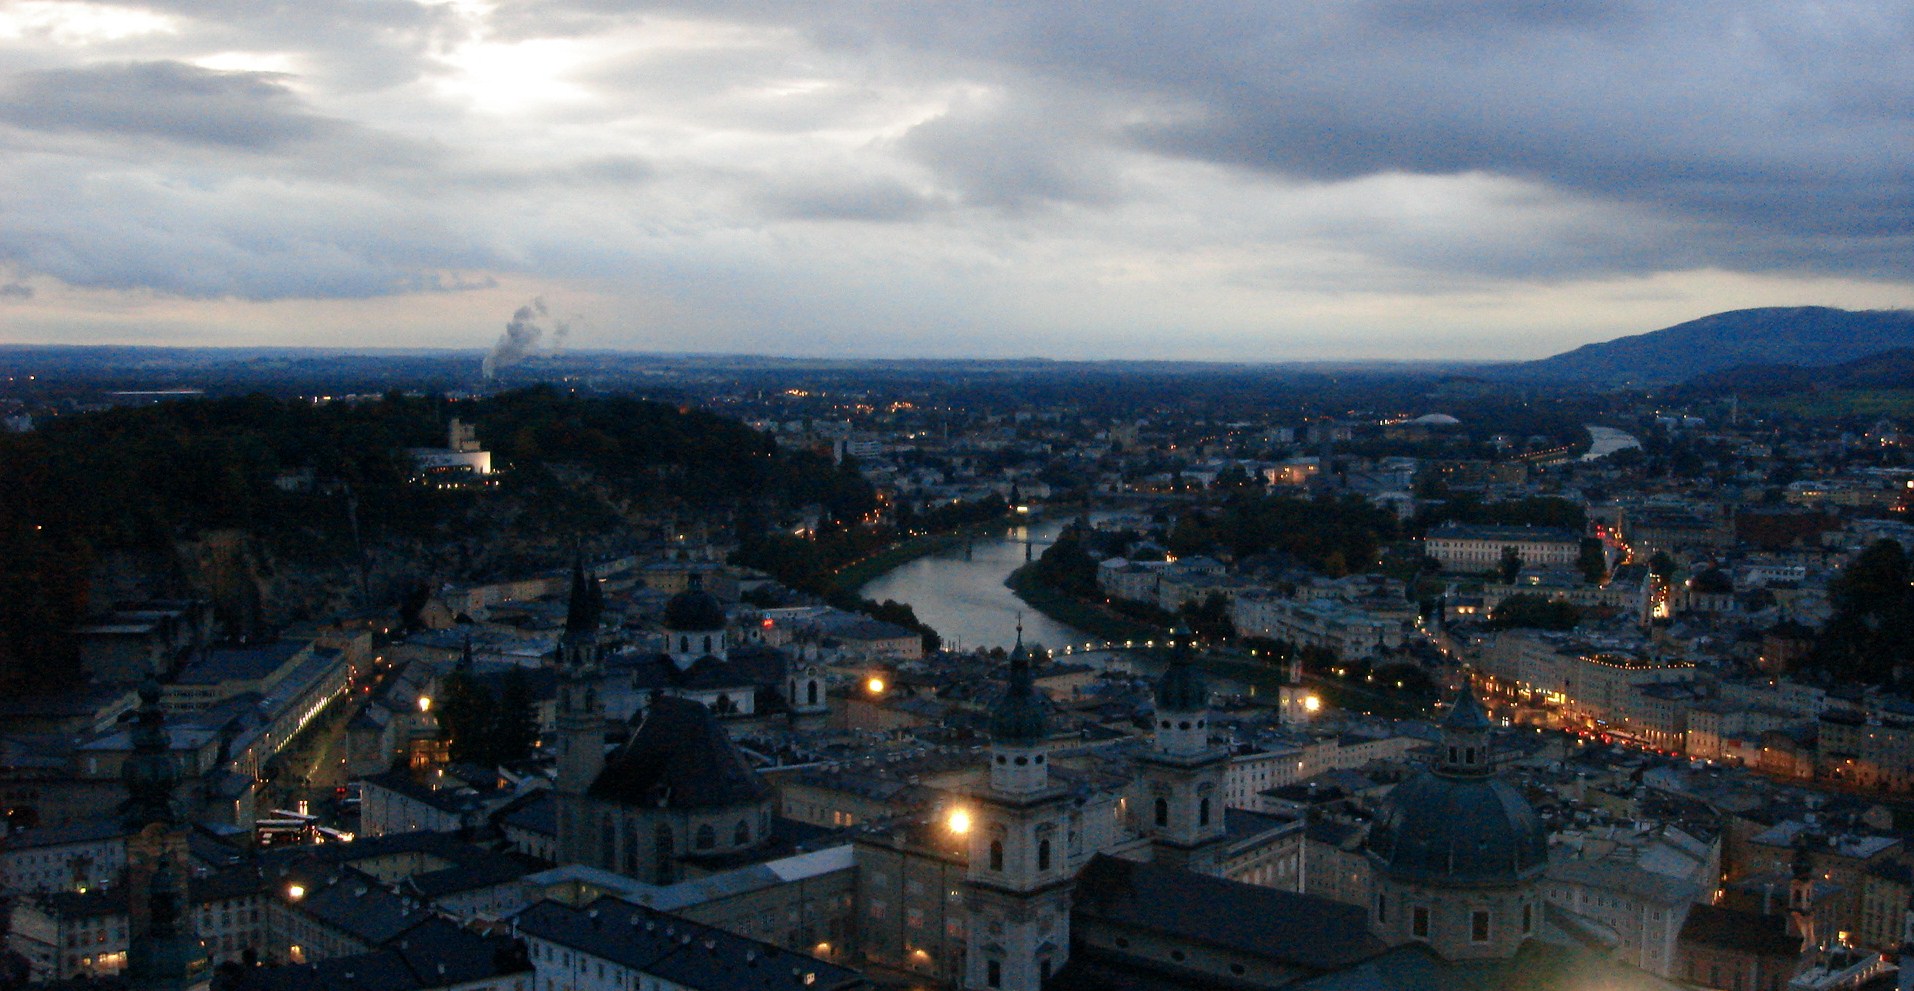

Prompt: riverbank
[
  {"left": 1004, "top": 565, "right": 1161, "bottom": 645},
  {"left": 834, "top": 518, "right": 1011, "bottom": 594}
]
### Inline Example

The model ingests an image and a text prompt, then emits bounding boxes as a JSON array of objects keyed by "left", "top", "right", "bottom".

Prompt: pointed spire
[
  {"left": 563, "top": 552, "right": 602, "bottom": 639},
  {"left": 1443, "top": 684, "right": 1493, "bottom": 732}
]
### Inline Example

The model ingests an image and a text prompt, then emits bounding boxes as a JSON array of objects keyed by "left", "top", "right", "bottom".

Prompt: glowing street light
[
  {"left": 947, "top": 808, "right": 972, "bottom": 835},
  {"left": 287, "top": 884, "right": 306, "bottom": 901},
  {"left": 866, "top": 677, "right": 886, "bottom": 695},
  {"left": 1303, "top": 695, "right": 1322, "bottom": 714},
  {"left": 417, "top": 696, "right": 432, "bottom": 713}
]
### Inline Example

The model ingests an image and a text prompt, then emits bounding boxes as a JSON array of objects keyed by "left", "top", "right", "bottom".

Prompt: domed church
[{"left": 1365, "top": 687, "right": 1550, "bottom": 960}]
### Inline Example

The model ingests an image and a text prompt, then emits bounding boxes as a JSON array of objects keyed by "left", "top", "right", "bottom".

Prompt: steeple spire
[{"left": 563, "top": 552, "right": 602, "bottom": 640}]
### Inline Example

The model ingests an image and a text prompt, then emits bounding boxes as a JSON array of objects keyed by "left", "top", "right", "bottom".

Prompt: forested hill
[
  {"left": 0, "top": 387, "right": 874, "bottom": 692},
  {"left": 1502, "top": 307, "right": 1914, "bottom": 384}
]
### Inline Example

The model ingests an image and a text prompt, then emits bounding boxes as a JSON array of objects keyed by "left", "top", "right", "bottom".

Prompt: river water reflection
[{"left": 857, "top": 516, "right": 1089, "bottom": 652}]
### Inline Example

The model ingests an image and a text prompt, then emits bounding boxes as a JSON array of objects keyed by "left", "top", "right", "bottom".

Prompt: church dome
[
  {"left": 1366, "top": 772, "right": 1548, "bottom": 886},
  {"left": 1366, "top": 687, "right": 1546, "bottom": 886},
  {"left": 990, "top": 640, "right": 1048, "bottom": 746},
  {"left": 1155, "top": 640, "right": 1208, "bottom": 712},
  {"left": 663, "top": 588, "right": 727, "bottom": 631}
]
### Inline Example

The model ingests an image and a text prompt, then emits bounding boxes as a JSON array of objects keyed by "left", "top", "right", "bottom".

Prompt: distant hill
[
  {"left": 1679, "top": 347, "right": 1914, "bottom": 397},
  {"left": 1504, "top": 307, "right": 1914, "bottom": 384}
]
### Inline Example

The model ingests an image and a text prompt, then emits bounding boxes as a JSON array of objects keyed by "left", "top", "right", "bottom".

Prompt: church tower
[
  {"left": 1134, "top": 631, "right": 1229, "bottom": 874},
  {"left": 121, "top": 681, "right": 210, "bottom": 991},
  {"left": 965, "top": 630, "right": 1074, "bottom": 991},
  {"left": 553, "top": 557, "right": 607, "bottom": 866}
]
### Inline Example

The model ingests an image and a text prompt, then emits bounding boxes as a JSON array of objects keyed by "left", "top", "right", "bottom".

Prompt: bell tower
[
  {"left": 1133, "top": 631, "right": 1229, "bottom": 874},
  {"left": 965, "top": 628, "right": 1074, "bottom": 991},
  {"left": 122, "top": 681, "right": 210, "bottom": 990},
  {"left": 553, "top": 556, "right": 606, "bottom": 866}
]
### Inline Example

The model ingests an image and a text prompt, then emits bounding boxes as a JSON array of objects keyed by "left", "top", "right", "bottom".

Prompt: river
[
  {"left": 1581, "top": 424, "right": 1642, "bottom": 461},
  {"left": 857, "top": 516, "right": 1090, "bottom": 652}
]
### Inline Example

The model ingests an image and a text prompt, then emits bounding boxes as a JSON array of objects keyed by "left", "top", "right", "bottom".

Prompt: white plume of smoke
[{"left": 482, "top": 297, "right": 571, "bottom": 378}]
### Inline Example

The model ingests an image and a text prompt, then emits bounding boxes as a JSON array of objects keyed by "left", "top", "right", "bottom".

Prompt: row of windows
[
  {"left": 986, "top": 839, "right": 1055, "bottom": 872},
  {"left": 1378, "top": 896, "right": 1534, "bottom": 942},
  {"left": 1151, "top": 797, "right": 1212, "bottom": 828}
]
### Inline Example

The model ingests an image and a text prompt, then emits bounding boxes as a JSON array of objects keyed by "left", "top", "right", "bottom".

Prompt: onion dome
[
  {"left": 663, "top": 575, "right": 726, "bottom": 632},
  {"left": 120, "top": 680, "right": 181, "bottom": 831},
  {"left": 990, "top": 628, "right": 1048, "bottom": 746},
  {"left": 1155, "top": 628, "right": 1208, "bottom": 712}
]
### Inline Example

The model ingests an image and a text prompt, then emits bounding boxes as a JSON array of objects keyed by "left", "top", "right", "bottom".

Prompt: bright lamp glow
[
  {"left": 947, "top": 809, "right": 971, "bottom": 834},
  {"left": 866, "top": 677, "right": 886, "bottom": 695},
  {"left": 417, "top": 696, "right": 432, "bottom": 713}
]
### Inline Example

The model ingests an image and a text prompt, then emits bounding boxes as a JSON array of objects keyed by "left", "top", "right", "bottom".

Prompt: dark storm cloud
[
  {"left": 598, "top": 0, "right": 1912, "bottom": 278},
  {"left": 0, "top": 62, "right": 338, "bottom": 149}
]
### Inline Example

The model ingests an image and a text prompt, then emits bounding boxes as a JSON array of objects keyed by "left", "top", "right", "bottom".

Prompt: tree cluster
[
  {"left": 1811, "top": 540, "right": 1914, "bottom": 686},
  {"left": 435, "top": 666, "right": 540, "bottom": 767}
]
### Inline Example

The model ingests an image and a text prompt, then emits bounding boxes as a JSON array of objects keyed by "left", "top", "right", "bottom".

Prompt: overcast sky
[{"left": 0, "top": 1, "right": 1909, "bottom": 360}]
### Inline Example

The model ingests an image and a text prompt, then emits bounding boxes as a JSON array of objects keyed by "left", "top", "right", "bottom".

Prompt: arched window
[
  {"left": 600, "top": 816, "right": 616, "bottom": 869},
  {"left": 807, "top": 682, "right": 818, "bottom": 705},
  {"left": 1154, "top": 798, "right": 1169, "bottom": 827},
  {"left": 695, "top": 824, "right": 715, "bottom": 850},
  {"left": 679, "top": 636, "right": 689, "bottom": 653},
  {"left": 1465, "top": 746, "right": 1476, "bottom": 765},
  {"left": 703, "top": 635, "right": 713, "bottom": 653},
  {"left": 989, "top": 841, "right": 1004, "bottom": 871},
  {"left": 734, "top": 820, "right": 751, "bottom": 846},
  {"left": 654, "top": 825, "right": 674, "bottom": 883},
  {"left": 1038, "top": 839, "right": 1052, "bottom": 870},
  {"left": 1522, "top": 902, "right": 1534, "bottom": 934},
  {"left": 624, "top": 828, "right": 640, "bottom": 876},
  {"left": 1199, "top": 797, "right": 1211, "bottom": 827}
]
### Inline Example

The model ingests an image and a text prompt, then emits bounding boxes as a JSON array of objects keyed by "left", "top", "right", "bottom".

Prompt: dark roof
[
  {"left": 663, "top": 589, "right": 727, "bottom": 631},
  {"left": 513, "top": 896, "right": 868, "bottom": 991},
  {"left": 1365, "top": 771, "right": 1548, "bottom": 886},
  {"left": 232, "top": 918, "right": 528, "bottom": 991},
  {"left": 1073, "top": 854, "right": 1384, "bottom": 971},
  {"left": 1677, "top": 904, "right": 1802, "bottom": 958},
  {"left": 590, "top": 696, "right": 773, "bottom": 809},
  {"left": 293, "top": 869, "right": 435, "bottom": 945},
  {"left": 1290, "top": 939, "right": 1682, "bottom": 991}
]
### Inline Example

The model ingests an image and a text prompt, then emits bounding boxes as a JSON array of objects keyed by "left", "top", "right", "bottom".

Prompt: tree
[
  {"left": 436, "top": 670, "right": 495, "bottom": 765},
  {"left": 1498, "top": 547, "right": 1524, "bottom": 584},
  {"left": 1578, "top": 538, "right": 1608, "bottom": 584},
  {"left": 1488, "top": 594, "right": 1581, "bottom": 631},
  {"left": 492, "top": 668, "right": 540, "bottom": 764},
  {"left": 1812, "top": 540, "right": 1914, "bottom": 685},
  {"left": 1180, "top": 592, "right": 1235, "bottom": 642}
]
